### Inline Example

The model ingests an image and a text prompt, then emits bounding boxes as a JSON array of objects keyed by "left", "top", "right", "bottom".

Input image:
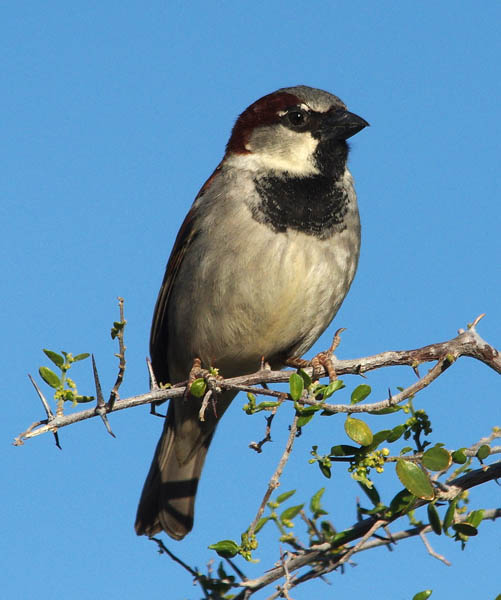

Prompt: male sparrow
[{"left": 135, "top": 85, "right": 368, "bottom": 539}]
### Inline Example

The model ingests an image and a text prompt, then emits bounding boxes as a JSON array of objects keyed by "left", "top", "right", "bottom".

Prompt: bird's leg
[
  {"left": 185, "top": 358, "right": 225, "bottom": 421},
  {"left": 286, "top": 328, "right": 346, "bottom": 382}
]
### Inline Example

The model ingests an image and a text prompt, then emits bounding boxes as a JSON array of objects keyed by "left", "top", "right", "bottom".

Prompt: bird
[{"left": 135, "top": 85, "right": 368, "bottom": 540}]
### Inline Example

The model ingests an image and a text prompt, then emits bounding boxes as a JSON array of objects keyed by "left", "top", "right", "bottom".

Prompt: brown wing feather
[{"left": 149, "top": 163, "right": 222, "bottom": 385}]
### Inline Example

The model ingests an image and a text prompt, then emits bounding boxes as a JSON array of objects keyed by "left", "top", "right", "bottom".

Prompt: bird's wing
[{"left": 149, "top": 164, "right": 222, "bottom": 385}]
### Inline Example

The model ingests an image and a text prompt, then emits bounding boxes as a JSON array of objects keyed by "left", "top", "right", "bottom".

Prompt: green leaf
[
  {"left": 350, "top": 384, "right": 371, "bottom": 404},
  {"left": 322, "top": 379, "right": 344, "bottom": 399},
  {"left": 39, "top": 366, "right": 61, "bottom": 389},
  {"left": 388, "top": 489, "right": 415, "bottom": 515},
  {"left": 358, "top": 481, "right": 381, "bottom": 506},
  {"left": 43, "top": 349, "right": 64, "bottom": 368},
  {"left": 319, "top": 462, "right": 331, "bottom": 478},
  {"left": 289, "top": 373, "right": 304, "bottom": 401},
  {"left": 412, "top": 591, "right": 432, "bottom": 600},
  {"left": 467, "top": 509, "right": 484, "bottom": 528},
  {"left": 364, "top": 429, "right": 391, "bottom": 452},
  {"left": 73, "top": 353, "right": 90, "bottom": 362},
  {"left": 373, "top": 405, "right": 402, "bottom": 415},
  {"left": 276, "top": 490, "right": 296, "bottom": 504},
  {"left": 254, "top": 517, "right": 270, "bottom": 533},
  {"left": 387, "top": 424, "right": 406, "bottom": 442},
  {"left": 330, "top": 444, "right": 359, "bottom": 456},
  {"left": 310, "top": 488, "right": 326, "bottom": 516},
  {"left": 208, "top": 539, "right": 240, "bottom": 558},
  {"left": 396, "top": 460, "right": 434, "bottom": 500},
  {"left": 452, "top": 522, "right": 478, "bottom": 537},
  {"left": 443, "top": 498, "right": 458, "bottom": 531},
  {"left": 452, "top": 449, "right": 467, "bottom": 464},
  {"left": 476, "top": 445, "right": 490, "bottom": 460},
  {"left": 427, "top": 503, "right": 442, "bottom": 535},
  {"left": 422, "top": 446, "right": 452, "bottom": 471},
  {"left": 280, "top": 504, "right": 304, "bottom": 523},
  {"left": 344, "top": 417, "right": 373, "bottom": 446},
  {"left": 75, "top": 395, "right": 95, "bottom": 403},
  {"left": 297, "top": 413, "right": 315, "bottom": 427},
  {"left": 190, "top": 378, "right": 206, "bottom": 398},
  {"left": 298, "top": 368, "right": 312, "bottom": 388}
]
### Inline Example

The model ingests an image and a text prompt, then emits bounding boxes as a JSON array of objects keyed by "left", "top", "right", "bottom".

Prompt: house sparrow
[{"left": 135, "top": 85, "right": 368, "bottom": 539}]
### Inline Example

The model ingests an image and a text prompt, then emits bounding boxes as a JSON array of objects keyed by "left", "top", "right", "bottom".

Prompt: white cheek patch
[{"left": 232, "top": 130, "right": 320, "bottom": 176}]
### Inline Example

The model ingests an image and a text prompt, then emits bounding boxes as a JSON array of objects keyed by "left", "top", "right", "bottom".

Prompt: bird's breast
[{"left": 167, "top": 190, "right": 360, "bottom": 380}]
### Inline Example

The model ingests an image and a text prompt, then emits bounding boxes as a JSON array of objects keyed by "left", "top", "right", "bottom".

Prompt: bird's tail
[{"left": 135, "top": 391, "right": 235, "bottom": 539}]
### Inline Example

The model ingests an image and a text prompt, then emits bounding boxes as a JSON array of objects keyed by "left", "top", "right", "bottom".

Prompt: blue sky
[{"left": 3, "top": 2, "right": 500, "bottom": 599}]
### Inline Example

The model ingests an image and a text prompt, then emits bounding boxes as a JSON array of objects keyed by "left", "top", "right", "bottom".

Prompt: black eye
[{"left": 286, "top": 109, "right": 308, "bottom": 128}]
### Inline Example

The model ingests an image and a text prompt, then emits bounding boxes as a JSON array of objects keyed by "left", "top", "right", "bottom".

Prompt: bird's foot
[{"left": 286, "top": 328, "right": 346, "bottom": 382}]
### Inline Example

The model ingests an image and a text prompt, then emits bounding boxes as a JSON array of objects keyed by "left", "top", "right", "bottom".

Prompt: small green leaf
[
  {"left": 452, "top": 522, "right": 478, "bottom": 537},
  {"left": 387, "top": 424, "right": 406, "bottom": 442},
  {"left": 322, "top": 379, "right": 344, "bottom": 399},
  {"left": 330, "top": 444, "right": 359, "bottom": 456},
  {"left": 319, "top": 462, "right": 331, "bottom": 479},
  {"left": 73, "top": 353, "right": 90, "bottom": 362},
  {"left": 358, "top": 481, "right": 381, "bottom": 507},
  {"left": 276, "top": 490, "right": 296, "bottom": 504},
  {"left": 39, "top": 367, "right": 61, "bottom": 389},
  {"left": 208, "top": 539, "right": 240, "bottom": 558},
  {"left": 373, "top": 405, "right": 402, "bottom": 415},
  {"left": 476, "top": 445, "right": 490, "bottom": 460},
  {"left": 297, "top": 413, "right": 315, "bottom": 427},
  {"left": 400, "top": 446, "right": 413, "bottom": 455},
  {"left": 427, "top": 503, "right": 442, "bottom": 535},
  {"left": 396, "top": 460, "right": 434, "bottom": 500},
  {"left": 310, "top": 488, "right": 326, "bottom": 516},
  {"left": 422, "top": 446, "right": 452, "bottom": 471},
  {"left": 350, "top": 384, "right": 371, "bottom": 404},
  {"left": 75, "top": 395, "right": 95, "bottom": 403},
  {"left": 190, "top": 378, "right": 206, "bottom": 398},
  {"left": 364, "top": 429, "right": 391, "bottom": 451},
  {"left": 344, "top": 417, "right": 373, "bottom": 446},
  {"left": 289, "top": 373, "right": 304, "bottom": 401},
  {"left": 253, "top": 517, "right": 270, "bottom": 533},
  {"left": 452, "top": 449, "right": 467, "bottom": 464},
  {"left": 467, "top": 509, "right": 484, "bottom": 528},
  {"left": 412, "top": 591, "right": 432, "bottom": 600},
  {"left": 280, "top": 504, "right": 304, "bottom": 522},
  {"left": 43, "top": 349, "right": 64, "bottom": 368},
  {"left": 388, "top": 488, "right": 416, "bottom": 515},
  {"left": 443, "top": 498, "right": 458, "bottom": 531},
  {"left": 298, "top": 368, "right": 312, "bottom": 388}
]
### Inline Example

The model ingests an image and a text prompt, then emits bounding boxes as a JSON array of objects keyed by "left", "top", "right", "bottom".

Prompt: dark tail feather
[{"left": 135, "top": 391, "right": 235, "bottom": 539}]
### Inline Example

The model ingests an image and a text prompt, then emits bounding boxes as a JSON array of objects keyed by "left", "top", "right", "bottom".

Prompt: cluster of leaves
[
  {"left": 38, "top": 349, "right": 94, "bottom": 411},
  {"left": 209, "top": 374, "right": 491, "bottom": 566}
]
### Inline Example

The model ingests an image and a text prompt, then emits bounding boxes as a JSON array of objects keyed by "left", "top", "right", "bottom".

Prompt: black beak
[{"left": 321, "top": 109, "right": 369, "bottom": 141}]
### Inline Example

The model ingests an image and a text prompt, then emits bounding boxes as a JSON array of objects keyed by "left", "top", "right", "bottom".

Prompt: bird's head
[{"left": 225, "top": 85, "right": 368, "bottom": 178}]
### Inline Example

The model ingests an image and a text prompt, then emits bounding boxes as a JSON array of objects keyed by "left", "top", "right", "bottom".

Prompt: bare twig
[
  {"left": 108, "top": 297, "right": 126, "bottom": 409},
  {"left": 247, "top": 414, "right": 299, "bottom": 539},
  {"left": 151, "top": 537, "right": 200, "bottom": 578},
  {"left": 419, "top": 530, "right": 451, "bottom": 566},
  {"left": 249, "top": 399, "right": 283, "bottom": 453}
]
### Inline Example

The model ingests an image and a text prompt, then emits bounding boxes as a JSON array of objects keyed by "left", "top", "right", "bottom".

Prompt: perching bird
[{"left": 135, "top": 85, "right": 368, "bottom": 539}]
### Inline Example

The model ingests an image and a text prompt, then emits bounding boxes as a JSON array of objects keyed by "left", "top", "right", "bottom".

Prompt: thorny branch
[
  {"left": 15, "top": 311, "right": 501, "bottom": 598},
  {"left": 247, "top": 414, "right": 299, "bottom": 539},
  {"left": 229, "top": 462, "right": 501, "bottom": 598},
  {"left": 14, "top": 316, "right": 500, "bottom": 445}
]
